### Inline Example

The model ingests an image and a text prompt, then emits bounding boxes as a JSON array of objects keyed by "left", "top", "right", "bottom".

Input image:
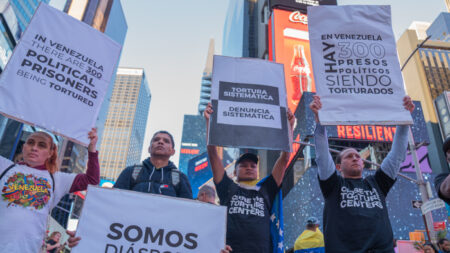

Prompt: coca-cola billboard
[
  {"left": 269, "top": 0, "right": 337, "bottom": 12},
  {"left": 269, "top": 8, "right": 314, "bottom": 114}
]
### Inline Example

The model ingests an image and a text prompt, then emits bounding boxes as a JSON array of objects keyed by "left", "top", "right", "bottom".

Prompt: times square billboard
[
  {"left": 187, "top": 152, "right": 213, "bottom": 199},
  {"left": 269, "top": 0, "right": 337, "bottom": 12},
  {"left": 268, "top": 8, "right": 315, "bottom": 166}
]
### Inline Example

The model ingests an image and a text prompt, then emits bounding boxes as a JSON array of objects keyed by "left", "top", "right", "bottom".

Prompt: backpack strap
[
  {"left": 49, "top": 172, "right": 55, "bottom": 193},
  {"left": 0, "top": 164, "right": 55, "bottom": 193},
  {"left": 0, "top": 164, "right": 16, "bottom": 180}
]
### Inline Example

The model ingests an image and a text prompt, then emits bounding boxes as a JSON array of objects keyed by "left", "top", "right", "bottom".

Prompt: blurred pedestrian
[
  {"left": 197, "top": 185, "right": 217, "bottom": 204},
  {"left": 423, "top": 242, "right": 438, "bottom": 253},
  {"left": 46, "top": 231, "right": 66, "bottom": 253},
  {"left": 438, "top": 238, "right": 450, "bottom": 253},
  {"left": 293, "top": 217, "right": 324, "bottom": 253}
]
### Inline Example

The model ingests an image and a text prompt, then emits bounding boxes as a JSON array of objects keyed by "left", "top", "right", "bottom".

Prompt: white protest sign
[
  {"left": 421, "top": 198, "right": 445, "bottom": 215},
  {"left": 72, "top": 186, "right": 227, "bottom": 253},
  {"left": 209, "top": 55, "right": 292, "bottom": 151},
  {"left": 0, "top": 3, "right": 121, "bottom": 145},
  {"left": 308, "top": 5, "right": 413, "bottom": 125}
]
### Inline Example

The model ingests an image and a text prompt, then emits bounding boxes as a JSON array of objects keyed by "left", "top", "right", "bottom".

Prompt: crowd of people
[{"left": 2, "top": 94, "right": 450, "bottom": 253}]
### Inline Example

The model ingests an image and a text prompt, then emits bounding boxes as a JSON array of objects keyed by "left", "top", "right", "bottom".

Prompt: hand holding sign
[
  {"left": 309, "top": 95, "right": 322, "bottom": 123},
  {"left": 0, "top": 3, "right": 121, "bottom": 145},
  {"left": 208, "top": 55, "right": 292, "bottom": 151},
  {"left": 307, "top": 5, "right": 413, "bottom": 125},
  {"left": 310, "top": 95, "right": 414, "bottom": 125}
]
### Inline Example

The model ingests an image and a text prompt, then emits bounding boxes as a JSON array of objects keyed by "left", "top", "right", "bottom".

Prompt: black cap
[
  {"left": 235, "top": 153, "right": 258, "bottom": 167},
  {"left": 443, "top": 137, "right": 450, "bottom": 153}
]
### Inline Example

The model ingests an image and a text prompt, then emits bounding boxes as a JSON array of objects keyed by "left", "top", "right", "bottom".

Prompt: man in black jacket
[{"left": 114, "top": 130, "right": 192, "bottom": 199}]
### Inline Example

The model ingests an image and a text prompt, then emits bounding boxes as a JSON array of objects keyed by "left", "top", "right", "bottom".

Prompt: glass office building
[
  {"left": 222, "top": 0, "right": 259, "bottom": 58},
  {"left": 99, "top": 68, "right": 151, "bottom": 182},
  {"left": 8, "top": 0, "right": 49, "bottom": 31},
  {"left": 427, "top": 12, "right": 450, "bottom": 42}
]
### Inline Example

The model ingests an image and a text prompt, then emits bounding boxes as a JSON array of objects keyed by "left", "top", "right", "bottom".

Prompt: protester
[
  {"left": 0, "top": 128, "right": 99, "bottom": 252},
  {"left": 46, "top": 231, "right": 66, "bottom": 253},
  {"left": 204, "top": 102, "right": 295, "bottom": 253},
  {"left": 195, "top": 184, "right": 232, "bottom": 252},
  {"left": 309, "top": 95, "right": 414, "bottom": 253},
  {"left": 434, "top": 137, "right": 450, "bottom": 204},
  {"left": 197, "top": 185, "right": 217, "bottom": 204},
  {"left": 423, "top": 242, "right": 439, "bottom": 253},
  {"left": 438, "top": 238, "right": 450, "bottom": 253},
  {"left": 293, "top": 217, "right": 325, "bottom": 253},
  {"left": 114, "top": 130, "right": 192, "bottom": 199}
]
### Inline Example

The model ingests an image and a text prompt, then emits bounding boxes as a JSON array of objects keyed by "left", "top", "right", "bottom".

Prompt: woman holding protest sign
[{"left": 0, "top": 128, "right": 100, "bottom": 252}]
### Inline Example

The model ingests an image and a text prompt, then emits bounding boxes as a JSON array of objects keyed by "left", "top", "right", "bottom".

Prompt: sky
[{"left": 51, "top": 0, "right": 448, "bottom": 166}]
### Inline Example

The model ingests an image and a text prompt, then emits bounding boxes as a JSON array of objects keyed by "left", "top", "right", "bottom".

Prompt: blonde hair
[
  {"left": 49, "top": 231, "right": 61, "bottom": 239},
  {"left": 26, "top": 132, "right": 59, "bottom": 174}
]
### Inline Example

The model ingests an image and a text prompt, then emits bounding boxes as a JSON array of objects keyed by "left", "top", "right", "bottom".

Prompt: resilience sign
[
  {"left": 72, "top": 186, "right": 227, "bottom": 253},
  {"left": 308, "top": 5, "right": 413, "bottom": 125},
  {"left": 209, "top": 55, "right": 291, "bottom": 151},
  {"left": 0, "top": 3, "right": 121, "bottom": 145}
]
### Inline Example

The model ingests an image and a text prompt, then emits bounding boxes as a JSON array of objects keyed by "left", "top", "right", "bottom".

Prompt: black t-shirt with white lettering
[
  {"left": 319, "top": 170, "right": 395, "bottom": 253},
  {"left": 215, "top": 172, "right": 279, "bottom": 253}
]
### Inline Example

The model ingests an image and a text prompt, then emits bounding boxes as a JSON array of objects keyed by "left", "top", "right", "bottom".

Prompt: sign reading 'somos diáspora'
[
  {"left": 308, "top": 5, "right": 413, "bottom": 125},
  {"left": 0, "top": 3, "right": 121, "bottom": 145},
  {"left": 72, "top": 186, "right": 227, "bottom": 253}
]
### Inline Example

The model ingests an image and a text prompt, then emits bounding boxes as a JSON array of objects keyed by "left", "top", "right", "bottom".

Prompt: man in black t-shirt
[
  {"left": 434, "top": 137, "right": 450, "bottom": 204},
  {"left": 310, "top": 96, "right": 414, "bottom": 253},
  {"left": 204, "top": 103, "right": 294, "bottom": 253}
]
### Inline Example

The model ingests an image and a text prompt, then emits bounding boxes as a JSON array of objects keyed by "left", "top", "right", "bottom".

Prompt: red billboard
[{"left": 269, "top": 9, "right": 315, "bottom": 114}]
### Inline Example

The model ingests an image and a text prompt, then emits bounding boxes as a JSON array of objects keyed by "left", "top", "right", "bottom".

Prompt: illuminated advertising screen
[
  {"left": 187, "top": 152, "right": 213, "bottom": 198},
  {"left": 269, "top": 9, "right": 315, "bottom": 114},
  {"left": 269, "top": 0, "right": 337, "bottom": 12}
]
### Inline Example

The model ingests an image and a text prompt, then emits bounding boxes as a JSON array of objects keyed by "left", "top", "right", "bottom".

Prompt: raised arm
[
  {"left": 380, "top": 96, "right": 415, "bottom": 179},
  {"left": 271, "top": 109, "right": 295, "bottom": 186},
  {"left": 69, "top": 128, "right": 100, "bottom": 193},
  {"left": 310, "top": 96, "right": 335, "bottom": 180},
  {"left": 204, "top": 103, "right": 226, "bottom": 184}
]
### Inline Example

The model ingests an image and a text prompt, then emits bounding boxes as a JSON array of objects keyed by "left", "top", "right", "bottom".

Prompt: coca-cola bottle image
[{"left": 290, "top": 44, "right": 312, "bottom": 105}]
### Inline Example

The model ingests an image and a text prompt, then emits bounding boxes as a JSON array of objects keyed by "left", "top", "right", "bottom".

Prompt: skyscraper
[
  {"left": 198, "top": 39, "right": 214, "bottom": 114},
  {"left": 222, "top": 0, "right": 259, "bottom": 58},
  {"left": 99, "top": 67, "right": 151, "bottom": 181},
  {"left": 0, "top": 1, "right": 21, "bottom": 72},
  {"left": 8, "top": 0, "right": 49, "bottom": 31},
  {"left": 64, "top": 0, "right": 128, "bottom": 143}
]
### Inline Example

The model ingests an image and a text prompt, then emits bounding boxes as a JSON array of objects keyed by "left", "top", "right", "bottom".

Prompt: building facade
[
  {"left": 198, "top": 39, "right": 214, "bottom": 115},
  {"left": 99, "top": 67, "right": 151, "bottom": 182},
  {"left": 397, "top": 13, "right": 450, "bottom": 174}
]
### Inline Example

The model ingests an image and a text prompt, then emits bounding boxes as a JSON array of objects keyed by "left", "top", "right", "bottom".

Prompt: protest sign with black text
[
  {"left": 72, "top": 186, "right": 227, "bottom": 253},
  {"left": 308, "top": 5, "right": 413, "bottom": 125},
  {"left": 208, "top": 55, "right": 292, "bottom": 151},
  {"left": 0, "top": 3, "right": 121, "bottom": 145}
]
